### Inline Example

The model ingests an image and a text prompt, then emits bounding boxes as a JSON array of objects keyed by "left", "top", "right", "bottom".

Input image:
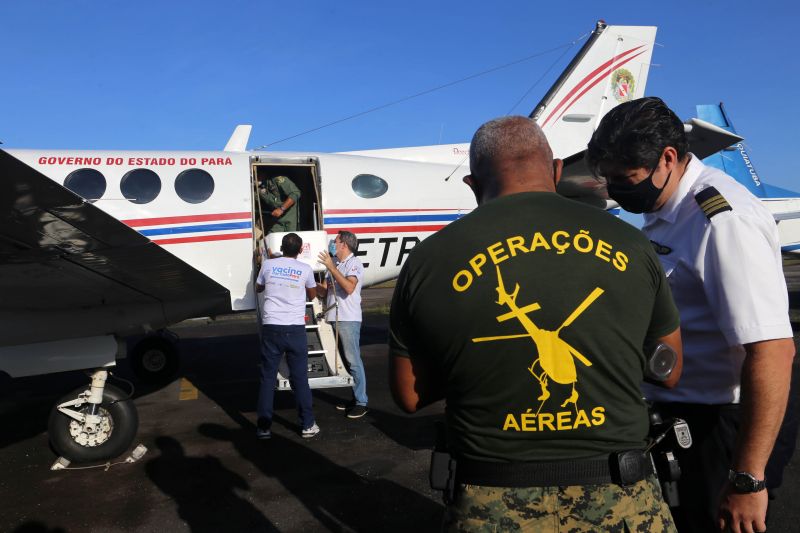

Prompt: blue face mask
[{"left": 328, "top": 241, "right": 337, "bottom": 255}]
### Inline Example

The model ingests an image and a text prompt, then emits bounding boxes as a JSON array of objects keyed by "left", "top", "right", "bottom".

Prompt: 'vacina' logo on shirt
[
  {"left": 271, "top": 265, "right": 303, "bottom": 281},
  {"left": 472, "top": 265, "right": 606, "bottom": 433}
]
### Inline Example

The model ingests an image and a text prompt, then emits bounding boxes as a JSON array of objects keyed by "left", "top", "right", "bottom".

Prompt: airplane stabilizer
[
  {"left": 224, "top": 124, "right": 252, "bottom": 152},
  {"left": 697, "top": 103, "right": 800, "bottom": 252}
]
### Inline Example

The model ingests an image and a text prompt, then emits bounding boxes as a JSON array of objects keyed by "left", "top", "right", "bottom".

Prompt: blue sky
[{"left": 2, "top": 1, "right": 797, "bottom": 194}]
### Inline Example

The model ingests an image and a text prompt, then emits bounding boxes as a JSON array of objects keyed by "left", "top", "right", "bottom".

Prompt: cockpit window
[
  {"left": 352, "top": 174, "right": 388, "bottom": 198},
  {"left": 64, "top": 168, "right": 106, "bottom": 203},
  {"left": 121, "top": 169, "right": 161, "bottom": 204},
  {"left": 175, "top": 168, "right": 214, "bottom": 204}
]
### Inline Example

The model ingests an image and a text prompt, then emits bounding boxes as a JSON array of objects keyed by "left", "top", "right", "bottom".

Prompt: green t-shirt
[{"left": 389, "top": 192, "right": 679, "bottom": 462}]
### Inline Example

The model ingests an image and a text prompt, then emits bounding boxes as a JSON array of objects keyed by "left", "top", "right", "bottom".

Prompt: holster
[{"left": 429, "top": 422, "right": 457, "bottom": 503}]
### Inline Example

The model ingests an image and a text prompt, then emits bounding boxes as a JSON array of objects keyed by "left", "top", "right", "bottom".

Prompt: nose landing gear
[{"left": 48, "top": 369, "right": 138, "bottom": 463}]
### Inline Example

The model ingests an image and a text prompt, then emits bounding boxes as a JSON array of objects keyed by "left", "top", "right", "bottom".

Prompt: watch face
[
  {"left": 733, "top": 473, "right": 755, "bottom": 492},
  {"left": 731, "top": 472, "right": 764, "bottom": 493}
]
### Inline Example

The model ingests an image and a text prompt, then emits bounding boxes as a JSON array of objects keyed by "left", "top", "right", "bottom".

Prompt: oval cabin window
[
  {"left": 352, "top": 174, "right": 388, "bottom": 199},
  {"left": 121, "top": 168, "right": 161, "bottom": 204},
  {"left": 64, "top": 168, "right": 107, "bottom": 203},
  {"left": 175, "top": 168, "right": 215, "bottom": 204}
]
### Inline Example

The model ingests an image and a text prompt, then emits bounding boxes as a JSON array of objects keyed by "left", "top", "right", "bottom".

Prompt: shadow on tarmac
[
  {"left": 199, "top": 412, "right": 443, "bottom": 532},
  {"left": 145, "top": 436, "right": 278, "bottom": 533},
  {"left": 12, "top": 523, "right": 67, "bottom": 533}
]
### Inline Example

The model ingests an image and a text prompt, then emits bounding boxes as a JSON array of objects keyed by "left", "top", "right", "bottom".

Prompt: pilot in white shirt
[
  {"left": 642, "top": 153, "right": 791, "bottom": 406},
  {"left": 587, "top": 97, "right": 795, "bottom": 533}
]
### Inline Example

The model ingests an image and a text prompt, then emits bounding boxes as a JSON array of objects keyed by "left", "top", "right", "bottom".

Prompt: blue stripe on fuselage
[{"left": 139, "top": 221, "right": 252, "bottom": 236}]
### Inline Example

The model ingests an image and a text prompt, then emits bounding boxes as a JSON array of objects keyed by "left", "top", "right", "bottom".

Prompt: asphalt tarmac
[{"left": 2, "top": 273, "right": 800, "bottom": 532}]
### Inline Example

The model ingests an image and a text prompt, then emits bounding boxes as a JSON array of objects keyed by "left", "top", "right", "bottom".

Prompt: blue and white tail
[{"left": 697, "top": 103, "right": 800, "bottom": 252}]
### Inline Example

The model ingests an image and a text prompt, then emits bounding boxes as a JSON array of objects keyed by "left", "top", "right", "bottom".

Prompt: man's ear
[
  {"left": 662, "top": 146, "right": 679, "bottom": 171},
  {"left": 552, "top": 159, "right": 563, "bottom": 186},
  {"left": 462, "top": 174, "right": 482, "bottom": 205}
]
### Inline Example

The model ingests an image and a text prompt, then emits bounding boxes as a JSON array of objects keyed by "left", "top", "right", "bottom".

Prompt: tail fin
[
  {"left": 696, "top": 104, "right": 797, "bottom": 198},
  {"left": 224, "top": 125, "right": 252, "bottom": 152},
  {"left": 531, "top": 21, "right": 657, "bottom": 159}
]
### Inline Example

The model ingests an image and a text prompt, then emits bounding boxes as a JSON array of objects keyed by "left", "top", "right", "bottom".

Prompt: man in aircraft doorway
[{"left": 258, "top": 174, "right": 301, "bottom": 233}]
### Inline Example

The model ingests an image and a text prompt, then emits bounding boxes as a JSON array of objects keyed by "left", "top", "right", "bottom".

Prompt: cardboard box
[{"left": 265, "top": 230, "right": 329, "bottom": 272}]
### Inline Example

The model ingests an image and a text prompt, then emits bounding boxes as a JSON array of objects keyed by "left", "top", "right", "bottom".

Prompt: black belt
[{"left": 455, "top": 451, "right": 655, "bottom": 487}]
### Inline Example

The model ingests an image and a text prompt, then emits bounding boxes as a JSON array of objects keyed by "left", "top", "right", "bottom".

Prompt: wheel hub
[
  {"left": 141, "top": 349, "right": 166, "bottom": 372},
  {"left": 68, "top": 406, "right": 114, "bottom": 447}
]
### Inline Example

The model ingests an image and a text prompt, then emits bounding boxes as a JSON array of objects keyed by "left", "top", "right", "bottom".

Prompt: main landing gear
[
  {"left": 129, "top": 331, "right": 180, "bottom": 386},
  {"left": 48, "top": 369, "right": 138, "bottom": 462}
]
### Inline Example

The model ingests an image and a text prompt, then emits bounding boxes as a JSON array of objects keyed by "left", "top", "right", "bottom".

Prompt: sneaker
[
  {"left": 256, "top": 428, "right": 272, "bottom": 440},
  {"left": 301, "top": 423, "right": 320, "bottom": 438},
  {"left": 346, "top": 405, "right": 369, "bottom": 419},
  {"left": 336, "top": 400, "right": 356, "bottom": 411}
]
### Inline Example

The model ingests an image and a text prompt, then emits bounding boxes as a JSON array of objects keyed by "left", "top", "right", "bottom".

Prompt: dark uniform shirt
[
  {"left": 389, "top": 192, "right": 679, "bottom": 462},
  {"left": 259, "top": 176, "right": 301, "bottom": 233}
]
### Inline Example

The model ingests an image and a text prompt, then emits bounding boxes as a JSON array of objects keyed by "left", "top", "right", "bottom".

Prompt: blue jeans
[
  {"left": 336, "top": 321, "right": 367, "bottom": 406},
  {"left": 257, "top": 324, "right": 315, "bottom": 430}
]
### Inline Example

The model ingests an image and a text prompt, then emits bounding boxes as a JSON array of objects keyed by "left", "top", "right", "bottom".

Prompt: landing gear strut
[{"left": 48, "top": 369, "right": 138, "bottom": 462}]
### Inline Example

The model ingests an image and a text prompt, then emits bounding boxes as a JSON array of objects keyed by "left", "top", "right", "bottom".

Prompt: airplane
[
  {"left": 695, "top": 103, "right": 800, "bottom": 253},
  {"left": 0, "top": 20, "right": 741, "bottom": 463}
]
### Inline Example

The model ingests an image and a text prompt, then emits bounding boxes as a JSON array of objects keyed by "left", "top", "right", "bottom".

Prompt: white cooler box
[{"left": 265, "top": 230, "right": 329, "bottom": 273}]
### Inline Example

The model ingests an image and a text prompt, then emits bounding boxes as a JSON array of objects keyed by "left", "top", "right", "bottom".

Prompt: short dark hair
[
  {"left": 281, "top": 232, "right": 303, "bottom": 257},
  {"left": 586, "top": 97, "right": 688, "bottom": 175},
  {"left": 337, "top": 231, "right": 358, "bottom": 253}
]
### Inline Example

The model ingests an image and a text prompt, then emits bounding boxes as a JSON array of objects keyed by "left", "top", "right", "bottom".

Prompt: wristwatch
[{"left": 728, "top": 470, "right": 766, "bottom": 493}]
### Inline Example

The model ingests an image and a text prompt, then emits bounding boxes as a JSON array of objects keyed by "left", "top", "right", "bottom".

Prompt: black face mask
[{"left": 607, "top": 169, "right": 671, "bottom": 214}]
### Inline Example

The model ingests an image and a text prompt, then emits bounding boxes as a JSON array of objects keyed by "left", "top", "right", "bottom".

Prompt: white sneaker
[{"left": 301, "top": 423, "right": 320, "bottom": 438}]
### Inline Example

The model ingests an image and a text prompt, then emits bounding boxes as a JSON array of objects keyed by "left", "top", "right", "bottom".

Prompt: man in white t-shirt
[
  {"left": 255, "top": 232, "right": 319, "bottom": 439},
  {"left": 317, "top": 230, "right": 368, "bottom": 419}
]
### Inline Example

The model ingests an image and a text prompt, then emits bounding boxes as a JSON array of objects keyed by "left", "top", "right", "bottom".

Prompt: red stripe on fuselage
[
  {"left": 152, "top": 232, "right": 252, "bottom": 245},
  {"left": 324, "top": 224, "right": 446, "bottom": 234},
  {"left": 541, "top": 45, "right": 645, "bottom": 128},
  {"left": 323, "top": 208, "right": 462, "bottom": 214},
  {"left": 123, "top": 212, "right": 251, "bottom": 227}
]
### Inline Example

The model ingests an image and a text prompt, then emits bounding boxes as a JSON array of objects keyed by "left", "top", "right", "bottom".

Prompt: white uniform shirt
[
  {"left": 642, "top": 154, "right": 791, "bottom": 404},
  {"left": 257, "top": 257, "right": 315, "bottom": 325},
  {"left": 324, "top": 253, "right": 364, "bottom": 322}
]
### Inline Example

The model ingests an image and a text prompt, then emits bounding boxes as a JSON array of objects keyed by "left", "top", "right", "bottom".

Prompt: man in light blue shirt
[
  {"left": 318, "top": 230, "right": 368, "bottom": 419},
  {"left": 256, "top": 233, "right": 319, "bottom": 439}
]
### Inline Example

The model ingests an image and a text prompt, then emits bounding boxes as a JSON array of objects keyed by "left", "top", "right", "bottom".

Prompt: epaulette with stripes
[{"left": 695, "top": 187, "right": 732, "bottom": 219}]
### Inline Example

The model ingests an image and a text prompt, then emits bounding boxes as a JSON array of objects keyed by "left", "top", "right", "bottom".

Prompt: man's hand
[
  {"left": 717, "top": 486, "right": 767, "bottom": 533},
  {"left": 271, "top": 207, "right": 284, "bottom": 218},
  {"left": 318, "top": 251, "right": 336, "bottom": 270}
]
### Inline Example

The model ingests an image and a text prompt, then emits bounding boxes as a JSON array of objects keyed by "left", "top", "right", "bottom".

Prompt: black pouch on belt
[{"left": 611, "top": 450, "right": 652, "bottom": 486}]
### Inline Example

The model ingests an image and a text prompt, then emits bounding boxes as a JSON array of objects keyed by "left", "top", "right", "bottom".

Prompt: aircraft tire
[
  {"left": 48, "top": 383, "right": 139, "bottom": 463},
  {"left": 130, "top": 336, "right": 179, "bottom": 385}
]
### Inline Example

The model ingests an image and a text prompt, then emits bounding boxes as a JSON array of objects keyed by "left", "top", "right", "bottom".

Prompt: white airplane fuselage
[{"left": 6, "top": 147, "right": 478, "bottom": 313}]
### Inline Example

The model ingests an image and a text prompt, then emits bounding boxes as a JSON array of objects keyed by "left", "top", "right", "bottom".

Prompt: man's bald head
[{"left": 466, "top": 116, "right": 560, "bottom": 204}]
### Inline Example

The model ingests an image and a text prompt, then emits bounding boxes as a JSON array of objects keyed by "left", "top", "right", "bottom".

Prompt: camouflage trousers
[{"left": 442, "top": 475, "right": 676, "bottom": 532}]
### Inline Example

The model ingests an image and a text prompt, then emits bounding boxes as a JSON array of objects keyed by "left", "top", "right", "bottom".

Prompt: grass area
[
  {"left": 363, "top": 303, "right": 391, "bottom": 316},
  {"left": 369, "top": 280, "right": 396, "bottom": 289}
]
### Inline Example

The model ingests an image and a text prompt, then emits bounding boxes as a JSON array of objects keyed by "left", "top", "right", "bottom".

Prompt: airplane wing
[
  {"left": 557, "top": 119, "right": 744, "bottom": 209},
  {"left": 0, "top": 150, "right": 231, "bottom": 347}
]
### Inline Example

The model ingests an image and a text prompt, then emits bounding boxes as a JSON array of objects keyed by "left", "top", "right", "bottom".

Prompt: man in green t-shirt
[
  {"left": 389, "top": 116, "right": 682, "bottom": 532},
  {"left": 258, "top": 175, "right": 301, "bottom": 233}
]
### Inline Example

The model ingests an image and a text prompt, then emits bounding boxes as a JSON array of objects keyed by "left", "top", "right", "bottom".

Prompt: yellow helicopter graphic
[{"left": 472, "top": 265, "right": 604, "bottom": 413}]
